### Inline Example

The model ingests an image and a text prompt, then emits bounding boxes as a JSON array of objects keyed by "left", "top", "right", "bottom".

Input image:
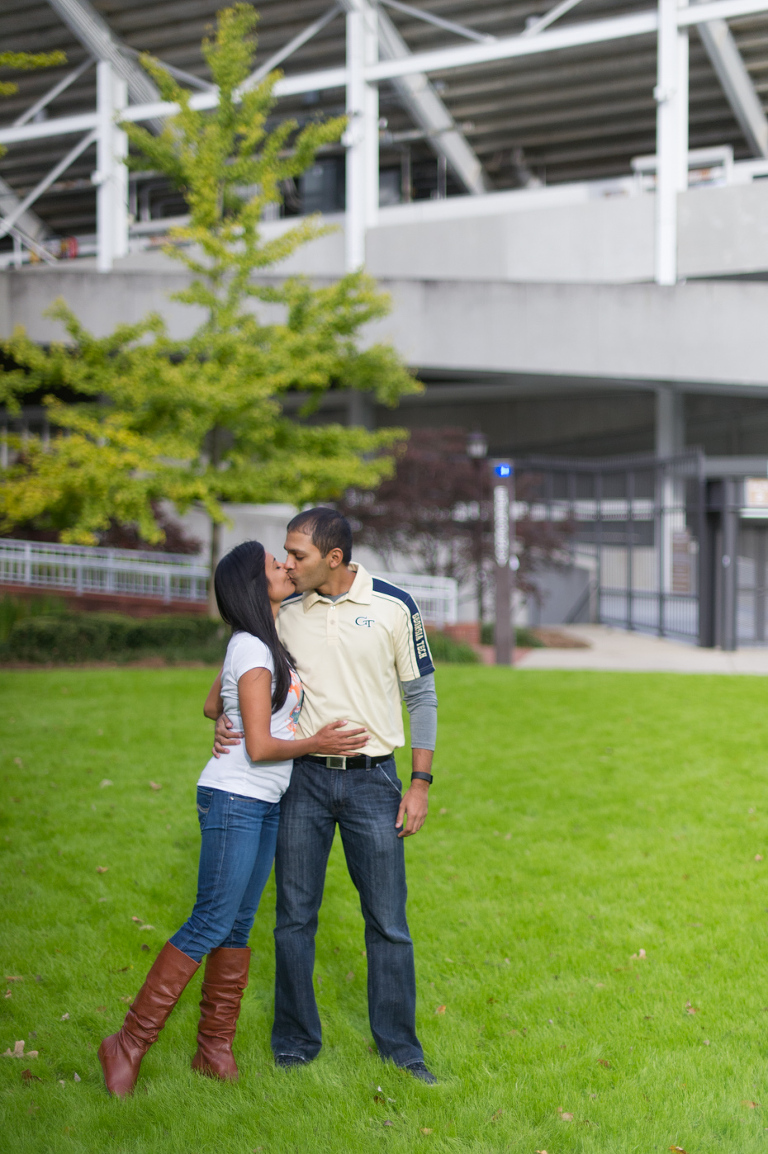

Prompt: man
[{"left": 214, "top": 507, "right": 438, "bottom": 1082}]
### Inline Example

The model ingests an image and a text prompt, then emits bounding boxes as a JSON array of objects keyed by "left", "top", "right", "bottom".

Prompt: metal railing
[
  {"left": 0, "top": 538, "right": 209, "bottom": 604},
  {"left": 380, "top": 571, "right": 458, "bottom": 628},
  {"left": 0, "top": 539, "right": 458, "bottom": 626}
]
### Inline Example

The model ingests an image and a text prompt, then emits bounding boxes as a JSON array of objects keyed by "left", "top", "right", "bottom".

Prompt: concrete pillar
[
  {"left": 656, "top": 387, "right": 686, "bottom": 599},
  {"left": 655, "top": 386, "right": 685, "bottom": 457},
  {"left": 347, "top": 390, "right": 375, "bottom": 429}
]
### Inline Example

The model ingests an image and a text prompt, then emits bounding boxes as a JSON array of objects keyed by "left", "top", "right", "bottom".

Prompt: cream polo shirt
[{"left": 276, "top": 562, "right": 435, "bottom": 757}]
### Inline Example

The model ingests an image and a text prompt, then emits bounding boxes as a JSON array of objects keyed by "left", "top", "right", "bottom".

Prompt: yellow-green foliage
[
  {"left": 0, "top": 50, "right": 66, "bottom": 117},
  {"left": 0, "top": 5, "right": 418, "bottom": 554}
]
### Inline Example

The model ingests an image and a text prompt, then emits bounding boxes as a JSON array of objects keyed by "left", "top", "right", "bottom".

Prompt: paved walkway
[{"left": 515, "top": 625, "right": 768, "bottom": 674}]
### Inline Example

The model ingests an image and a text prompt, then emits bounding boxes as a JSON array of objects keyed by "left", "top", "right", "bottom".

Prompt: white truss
[{"left": 2, "top": 0, "right": 768, "bottom": 280}]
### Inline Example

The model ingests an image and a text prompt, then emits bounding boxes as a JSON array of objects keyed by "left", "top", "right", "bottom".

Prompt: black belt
[{"left": 304, "top": 754, "right": 392, "bottom": 770}]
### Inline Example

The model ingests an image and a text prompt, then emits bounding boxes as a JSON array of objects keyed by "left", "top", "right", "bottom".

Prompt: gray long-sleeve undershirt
[{"left": 401, "top": 673, "right": 438, "bottom": 751}]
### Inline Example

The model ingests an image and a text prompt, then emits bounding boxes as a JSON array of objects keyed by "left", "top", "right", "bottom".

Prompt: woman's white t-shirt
[{"left": 197, "top": 631, "right": 303, "bottom": 803}]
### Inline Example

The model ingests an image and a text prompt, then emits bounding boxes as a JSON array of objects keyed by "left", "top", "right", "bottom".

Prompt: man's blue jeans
[
  {"left": 170, "top": 786, "right": 280, "bottom": 964},
  {"left": 271, "top": 757, "right": 424, "bottom": 1068}
]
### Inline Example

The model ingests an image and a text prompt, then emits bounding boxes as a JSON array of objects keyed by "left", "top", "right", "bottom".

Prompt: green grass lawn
[{"left": 2, "top": 666, "right": 768, "bottom": 1153}]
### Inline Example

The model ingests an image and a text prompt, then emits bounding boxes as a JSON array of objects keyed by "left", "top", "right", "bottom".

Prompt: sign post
[{"left": 493, "top": 462, "right": 515, "bottom": 665}]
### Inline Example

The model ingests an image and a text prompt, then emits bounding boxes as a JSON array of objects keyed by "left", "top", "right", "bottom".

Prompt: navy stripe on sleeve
[{"left": 372, "top": 578, "right": 436, "bottom": 676}]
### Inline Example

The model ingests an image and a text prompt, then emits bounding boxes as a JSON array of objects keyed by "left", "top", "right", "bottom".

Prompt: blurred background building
[{"left": 3, "top": 0, "right": 768, "bottom": 644}]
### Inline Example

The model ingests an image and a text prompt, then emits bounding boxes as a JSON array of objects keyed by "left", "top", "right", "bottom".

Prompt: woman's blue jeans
[{"left": 170, "top": 786, "right": 280, "bottom": 964}]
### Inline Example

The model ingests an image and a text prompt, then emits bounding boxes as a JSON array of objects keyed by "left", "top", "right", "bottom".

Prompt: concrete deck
[{"left": 515, "top": 625, "right": 768, "bottom": 674}]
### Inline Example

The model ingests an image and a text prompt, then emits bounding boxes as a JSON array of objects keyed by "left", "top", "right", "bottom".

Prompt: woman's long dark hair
[{"left": 214, "top": 540, "right": 294, "bottom": 712}]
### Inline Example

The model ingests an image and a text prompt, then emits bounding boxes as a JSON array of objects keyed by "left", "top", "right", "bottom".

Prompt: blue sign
[{"left": 494, "top": 463, "right": 512, "bottom": 477}]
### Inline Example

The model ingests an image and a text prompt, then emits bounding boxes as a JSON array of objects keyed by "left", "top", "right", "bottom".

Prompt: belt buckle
[{"left": 327, "top": 756, "right": 346, "bottom": 770}]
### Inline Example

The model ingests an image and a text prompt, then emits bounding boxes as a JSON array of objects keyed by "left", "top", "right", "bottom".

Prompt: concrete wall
[{"left": 5, "top": 262, "right": 768, "bottom": 390}]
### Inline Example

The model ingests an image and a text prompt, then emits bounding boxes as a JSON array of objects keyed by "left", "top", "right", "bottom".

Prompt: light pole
[{"left": 492, "top": 461, "right": 515, "bottom": 666}]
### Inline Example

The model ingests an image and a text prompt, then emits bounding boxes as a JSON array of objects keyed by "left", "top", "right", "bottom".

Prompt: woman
[{"left": 98, "top": 541, "right": 367, "bottom": 1098}]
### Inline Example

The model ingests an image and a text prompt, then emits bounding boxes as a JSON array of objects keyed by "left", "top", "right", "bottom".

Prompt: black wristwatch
[{"left": 411, "top": 771, "right": 433, "bottom": 784}]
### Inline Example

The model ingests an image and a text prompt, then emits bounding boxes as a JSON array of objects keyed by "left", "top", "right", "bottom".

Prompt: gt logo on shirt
[{"left": 355, "top": 616, "right": 375, "bottom": 628}]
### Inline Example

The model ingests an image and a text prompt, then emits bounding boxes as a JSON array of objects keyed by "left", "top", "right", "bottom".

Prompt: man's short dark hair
[{"left": 287, "top": 507, "right": 353, "bottom": 565}]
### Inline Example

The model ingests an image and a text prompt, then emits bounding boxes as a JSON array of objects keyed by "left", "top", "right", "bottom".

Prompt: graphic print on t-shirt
[{"left": 286, "top": 670, "right": 304, "bottom": 735}]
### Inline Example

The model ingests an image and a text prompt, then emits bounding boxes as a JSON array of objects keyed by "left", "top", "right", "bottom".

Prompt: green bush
[
  {"left": 0, "top": 593, "right": 67, "bottom": 643},
  {"left": 480, "top": 622, "right": 545, "bottom": 648},
  {"left": 426, "top": 630, "right": 479, "bottom": 664},
  {"left": 1, "top": 612, "right": 227, "bottom": 664}
]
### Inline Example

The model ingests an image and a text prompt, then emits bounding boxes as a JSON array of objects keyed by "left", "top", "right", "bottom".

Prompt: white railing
[
  {"left": 380, "top": 571, "right": 458, "bottom": 628},
  {"left": 0, "top": 538, "right": 209, "bottom": 603},
  {"left": 0, "top": 538, "right": 458, "bottom": 624}
]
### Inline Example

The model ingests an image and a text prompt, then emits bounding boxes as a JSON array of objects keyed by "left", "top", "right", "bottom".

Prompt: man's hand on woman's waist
[{"left": 212, "top": 712, "right": 243, "bottom": 758}]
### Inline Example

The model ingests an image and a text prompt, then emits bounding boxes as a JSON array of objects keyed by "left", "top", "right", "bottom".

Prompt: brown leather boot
[
  {"left": 191, "top": 946, "right": 251, "bottom": 1081},
  {"left": 98, "top": 941, "right": 200, "bottom": 1097}
]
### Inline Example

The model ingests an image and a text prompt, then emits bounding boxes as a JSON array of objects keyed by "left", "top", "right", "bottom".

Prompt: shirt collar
[{"left": 302, "top": 562, "right": 373, "bottom": 611}]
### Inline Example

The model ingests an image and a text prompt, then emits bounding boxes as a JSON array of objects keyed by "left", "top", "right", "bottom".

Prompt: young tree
[
  {"left": 0, "top": 5, "right": 417, "bottom": 614},
  {"left": 338, "top": 427, "right": 571, "bottom": 623}
]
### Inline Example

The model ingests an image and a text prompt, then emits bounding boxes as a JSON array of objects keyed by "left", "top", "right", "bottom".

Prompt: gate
[{"left": 515, "top": 452, "right": 705, "bottom": 644}]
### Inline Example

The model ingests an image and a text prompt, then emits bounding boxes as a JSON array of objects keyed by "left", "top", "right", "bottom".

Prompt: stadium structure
[{"left": 3, "top": 0, "right": 768, "bottom": 647}]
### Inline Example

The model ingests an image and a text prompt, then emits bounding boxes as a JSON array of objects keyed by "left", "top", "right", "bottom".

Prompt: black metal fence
[{"left": 515, "top": 452, "right": 709, "bottom": 645}]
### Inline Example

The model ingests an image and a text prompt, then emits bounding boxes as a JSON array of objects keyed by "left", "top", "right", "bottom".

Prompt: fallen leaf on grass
[
  {"left": 73, "top": 1072, "right": 81, "bottom": 1082},
  {"left": 420, "top": 1128, "right": 433, "bottom": 1134},
  {"left": 5, "top": 976, "right": 23, "bottom": 982},
  {"left": 630, "top": 949, "right": 647, "bottom": 960},
  {"left": 560, "top": 1112, "right": 574, "bottom": 1121},
  {"left": 383, "top": 1120, "right": 393, "bottom": 1127},
  {"left": 373, "top": 1092, "right": 385, "bottom": 1105},
  {"left": 491, "top": 1109, "right": 503, "bottom": 1121},
  {"left": 435, "top": 1005, "right": 446, "bottom": 1014},
  {"left": 346, "top": 971, "right": 355, "bottom": 982},
  {"left": 119, "top": 996, "right": 133, "bottom": 1004},
  {"left": 22, "top": 1069, "right": 42, "bottom": 1083},
  {"left": 141, "top": 944, "right": 150, "bottom": 952},
  {"left": 597, "top": 1059, "right": 611, "bottom": 1068},
  {"left": 4, "top": 990, "right": 10, "bottom": 999},
  {"left": 96, "top": 1006, "right": 107, "bottom": 1013},
  {"left": 685, "top": 1002, "right": 699, "bottom": 1014},
  {"left": 4, "top": 1041, "right": 34, "bottom": 1058},
  {"left": 14, "top": 757, "right": 23, "bottom": 768},
  {"left": 149, "top": 782, "right": 162, "bottom": 791},
  {"left": 99, "top": 779, "right": 112, "bottom": 788},
  {"left": 439, "top": 808, "right": 447, "bottom": 815},
  {"left": 60, "top": 1013, "right": 69, "bottom": 1020},
  {"left": 139, "top": 925, "right": 154, "bottom": 932},
  {"left": 742, "top": 1100, "right": 760, "bottom": 1108},
  {"left": 703, "top": 1039, "right": 710, "bottom": 1046},
  {"left": 669, "top": 1147, "right": 688, "bottom": 1152},
  {"left": 756, "top": 854, "right": 764, "bottom": 862},
  {"left": 131, "top": 916, "right": 142, "bottom": 924},
  {"left": 535, "top": 1150, "right": 549, "bottom": 1153},
  {"left": 96, "top": 866, "right": 108, "bottom": 874}
]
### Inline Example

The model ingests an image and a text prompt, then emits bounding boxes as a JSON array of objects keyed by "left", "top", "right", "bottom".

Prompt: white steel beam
[
  {"left": 693, "top": 4, "right": 768, "bottom": 156},
  {"left": 242, "top": 3, "right": 343, "bottom": 91},
  {"left": 378, "top": 0, "right": 493, "bottom": 44},
  {"left": 345, "top": 7, "right": 379, "bottom": 269},
  {"left": 46, "top": 0, "right": 164, "bottom": 132},
  {"left": 523, "top": 0, "right": 586, "bottom": 38},
  {"left": 0, "top": 129, "right": 96, "bottom": 241},
  {"left": 95, "top": 61, "right": 128, "bottom": 272},
  {"left": 0, "top": 177, "right": 50, "bottom": 248},
  {"left": 14, "top": 55, "right": 95, "bottom": 127},
  {"left": 655, "top": 0, "right": 689, "bottom": 285},
  {"left": 374, "top": 3, "right": 489, "bottom": 195}
]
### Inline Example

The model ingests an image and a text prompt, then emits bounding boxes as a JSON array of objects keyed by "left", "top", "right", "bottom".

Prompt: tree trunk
[{"left": 208, "top": 517, "right": 223, "bottom": 619}]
